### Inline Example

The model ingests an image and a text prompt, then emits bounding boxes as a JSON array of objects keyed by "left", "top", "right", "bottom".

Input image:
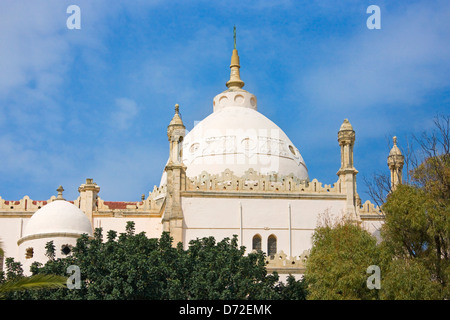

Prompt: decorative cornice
[
  {"left": 17, "top": 232, "right": 92, "bottom": 246},
  {"left": 181, "top": 190, "right": 346, "bottom": 200}
]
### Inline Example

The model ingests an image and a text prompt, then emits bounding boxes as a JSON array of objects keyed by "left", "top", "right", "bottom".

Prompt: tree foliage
[
  {"left": 304, "top": 218, "right": 380, "bottom": 300},
  {"left": 379, "top": 258, "right": 442, "bottom": 300},
  {"left": 3, "top": 223, "right": 306, "bottom": 300},
  {"left": 381, "top": 183, "right": 449, "bottom": 299}
]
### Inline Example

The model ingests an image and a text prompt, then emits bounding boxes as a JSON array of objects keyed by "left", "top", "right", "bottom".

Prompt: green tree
[
  {"left": 380, "top": 183, "right": 448, "bottom": 299},
  {"left": 274, "top": 275, "right": 308, "bottom": 300},
  {"left": 379, "top": 258, "right": 441, "bottom": 300},
  {"left": 304, "top": 218, "right": 380, "bottom": 300},
  {"left": 5, "top": 223, "right": 306, "bottom": 300},
  {"left": 178, "top": 235, "right": 281, "bottom": 299},
  {"left": 45, "top": 241, "right": 56, "bottom": 261}
]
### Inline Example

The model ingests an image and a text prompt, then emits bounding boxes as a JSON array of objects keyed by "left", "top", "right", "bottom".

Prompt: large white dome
[
  {"left": 23, "top": 200, "right": 93, "bottom": 238},
  {"left": 160, "top": 47, "right": 308, "bottom": 185},
  {"left": 182, "top": 105, "right": 308, "bottom": 180}
]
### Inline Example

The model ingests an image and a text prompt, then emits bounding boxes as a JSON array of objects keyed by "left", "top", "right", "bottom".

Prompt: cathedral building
[{"left": 0, "top": 43, "right": 404, "bottom": 278}]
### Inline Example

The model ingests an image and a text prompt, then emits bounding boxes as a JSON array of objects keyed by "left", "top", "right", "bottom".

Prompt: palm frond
[{"left": 0, "top": 274, "right": 67, "bottom": 295}]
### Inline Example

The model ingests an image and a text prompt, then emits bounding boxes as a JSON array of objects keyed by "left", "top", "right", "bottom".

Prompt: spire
[
  {"left": 226, "top": 26, "right": 245, "bottom": 90},
  {"left": 56, "top": 185, "right": 65, "bottom": 200},
  {"left": 169, "top": 104, "right": 184, "bottom": 127},
  {"left": 388, "top": 136, "right": 404, "bottom": 190},
  {"left": 233, "top": 25, "right": 237, "bottom": 49}
]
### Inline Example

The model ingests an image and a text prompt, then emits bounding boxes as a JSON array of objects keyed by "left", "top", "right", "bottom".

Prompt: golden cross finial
[
  {"left": 226, "top": 26, "right": 245, "bottom": 89},
  {"left": 233, "top": 25, "right": 236, "bottom": 49}
]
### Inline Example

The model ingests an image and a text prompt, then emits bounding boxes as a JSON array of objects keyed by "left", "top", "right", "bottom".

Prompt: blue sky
[{"left": 0, "top": 0, "right": 449, "bottom": 202}]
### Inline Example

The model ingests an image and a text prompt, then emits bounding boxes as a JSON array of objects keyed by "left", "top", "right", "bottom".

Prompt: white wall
[
  {"left": 0, "top": 217, "right": 30, "bottom": 270},
  {"left": 181, "top": 196, "right": 347, "bottom": 257}
]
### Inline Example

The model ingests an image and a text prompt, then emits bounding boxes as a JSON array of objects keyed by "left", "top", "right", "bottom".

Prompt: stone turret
[
  {"left": 162, "top": 104, "right": 186, "bottom": 245},
  {"left": 387, "top": 136, "right": 404, "bottom": 191},
  {"left": 337, "top": 119, "right": 359, "bottom": 217},
  {"left": 78, "top": 178, "right": 100, "bottom": 227}
]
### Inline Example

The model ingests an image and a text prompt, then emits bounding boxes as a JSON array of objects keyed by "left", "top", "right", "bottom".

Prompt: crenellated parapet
[
  {"left": 265, "top": 250, "right": 309, "bottom": 274},
  {"left": 357, "top": 199, "right": 384, "bottom": 218},
  {"left": 0, "top": 195, "right": 58, "bottom": 215},
  {"left": 185, "top": 168, "right": 342, "bottom": 195}
]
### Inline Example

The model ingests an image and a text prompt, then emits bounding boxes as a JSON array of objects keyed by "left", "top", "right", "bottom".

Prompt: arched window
[
  {"left": 252, "top": 234, "right": 262, "bottom": 251},
  {"left": 267, "top": 235, "right": 277, "bottom": 258}
]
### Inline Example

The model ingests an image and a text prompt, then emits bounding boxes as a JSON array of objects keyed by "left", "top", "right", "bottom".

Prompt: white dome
[
  {"left": 160, "top": 47, "right": 308, "bottom": 185},
  {"left": 181, "top": 104, "right": 308, "bottom": 180},
  {"left": 23, "top": 200, "right": 93, "bottom": 238}
]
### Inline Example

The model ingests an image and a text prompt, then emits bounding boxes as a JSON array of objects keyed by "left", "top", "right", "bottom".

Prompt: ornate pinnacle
[
  {"left": 56, "top": 185, "right": 65, "bottom": 200},
  {"left": 226, "top": 26, "right": 245, "bottom": 89}
]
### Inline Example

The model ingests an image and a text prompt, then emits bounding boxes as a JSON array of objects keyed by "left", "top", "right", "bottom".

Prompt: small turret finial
[
  {"left": 393, "top": 136, "right": 397, "bottom": 145},
  {"left": 56, "top": 185, "right": 65, "bottom": 200},
  {"left": 168, "top": 103, "right": 184, "bottom": 127}
]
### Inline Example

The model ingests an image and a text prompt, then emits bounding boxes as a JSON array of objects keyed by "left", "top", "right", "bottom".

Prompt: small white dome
[{"left": 23, "top": 200, "right": 93, "bottom": 238}]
